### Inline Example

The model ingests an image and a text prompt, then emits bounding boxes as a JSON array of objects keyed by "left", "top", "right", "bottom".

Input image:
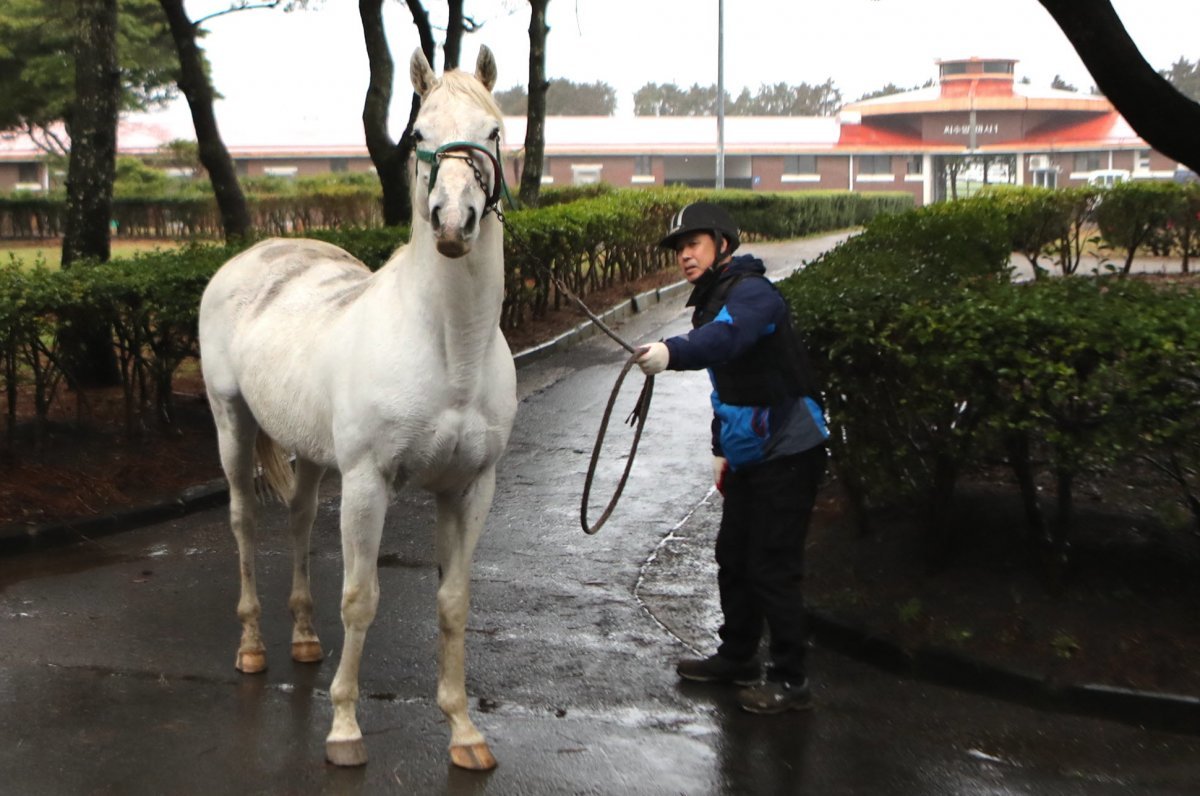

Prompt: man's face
[{"left": 675, "top": 232, "right": 720, "bottom": 283}]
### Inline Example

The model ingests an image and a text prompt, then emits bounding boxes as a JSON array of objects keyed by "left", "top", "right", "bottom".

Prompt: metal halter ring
[{"left": 414, "top": 141, "right": 504, "bottom": 212}]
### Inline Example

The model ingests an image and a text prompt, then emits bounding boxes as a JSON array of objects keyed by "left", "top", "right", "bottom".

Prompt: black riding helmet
[{"left": 657, "top": 202, "right": 741, "bottom": 258}]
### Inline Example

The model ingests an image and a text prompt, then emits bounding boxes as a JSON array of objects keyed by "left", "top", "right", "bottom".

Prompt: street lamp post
[{"left": 716, "top": 0, "right": 725, "bottom": 189}]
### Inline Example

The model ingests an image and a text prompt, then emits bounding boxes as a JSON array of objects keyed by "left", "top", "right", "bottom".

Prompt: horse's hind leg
[
  {"left": 209, "top": 393, "right": 268, "bottom": 673},
  {"left": 288, "top": 457, "right": 326, "bottom": 663},
  {"left": 435, "top": 466, "right": 498, "bottom": 771}
]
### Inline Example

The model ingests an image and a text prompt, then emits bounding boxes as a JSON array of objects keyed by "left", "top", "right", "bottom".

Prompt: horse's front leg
[
  {"left": 288, "top": 458, "right": 326, "bottom": 663},
  {"left": 324, "top": 466, "right": 388, "bottom": 767},
  {"left": 435, "top": 466, "right": 498, "bottom": 771}
]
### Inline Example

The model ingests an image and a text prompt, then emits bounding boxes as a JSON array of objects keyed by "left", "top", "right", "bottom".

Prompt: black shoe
[
  {"left": 738, "top": 678, "right": 813, "bottom": 714},
  {"left": 676, "top": 654, "right": 761, "bottom": 685}
]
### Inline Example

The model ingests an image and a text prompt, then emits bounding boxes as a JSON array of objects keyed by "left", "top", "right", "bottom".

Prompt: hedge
[
  {"left": 0, "top": 188, "right": 904, "bottom": 442},
  {"left": 779, "top": 193, "right": 1200, "bottom": 573}
]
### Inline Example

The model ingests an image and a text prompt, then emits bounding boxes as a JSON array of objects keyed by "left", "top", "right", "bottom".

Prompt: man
[{"left": 636, "top": 202, "right": 829, "bottom": 714}]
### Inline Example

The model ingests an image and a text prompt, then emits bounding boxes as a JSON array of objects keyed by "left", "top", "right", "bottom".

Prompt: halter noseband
[{"left": 414, "top": 140, "right": 510, "bottom": 214}]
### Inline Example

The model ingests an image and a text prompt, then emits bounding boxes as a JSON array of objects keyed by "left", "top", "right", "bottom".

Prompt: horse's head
[{"left": 410, "top": 46, "right": 504, "bottom": 259}]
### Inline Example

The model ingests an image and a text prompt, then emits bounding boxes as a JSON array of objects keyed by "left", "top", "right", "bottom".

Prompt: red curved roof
[
  {"left": 1017, "top": 111, "right": 1140, "bottom": 148},
  {"left": 837, "top": 123, "right": 929, "bottom": 149}
]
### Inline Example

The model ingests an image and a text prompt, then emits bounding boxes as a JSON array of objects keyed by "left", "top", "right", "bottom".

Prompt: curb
[
  {"left": 0, "top": 479, "right": 229, "bottom": 556},
  {"left": 807, "top": 609, "right": 1200, "bottom": 736}
]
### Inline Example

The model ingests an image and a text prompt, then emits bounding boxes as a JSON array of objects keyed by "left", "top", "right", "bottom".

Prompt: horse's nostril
[
  {"left": 465, "top": 207, "right": 477, "bottom": 235},
  {"left": 431, "top": 206, "right": 442, "bottom": 230}
]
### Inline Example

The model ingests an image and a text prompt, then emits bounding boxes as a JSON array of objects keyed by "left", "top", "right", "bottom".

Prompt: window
[
  {"left": 1032, "top": 170, "right": 1058, "bottom": 189},
  {"left": 1074, "top": 152, "right": 1101, "bottom": 172},
  {"left": 329, "top": 158, "right": 349, "bottom": 173},
  {"left": 1136, "top": 149, "right": 1152, "bottom": 171},
  {"left": 905, "top": 156, "right": 923, "bottom": 175},
  {"left": 858, "top": 155, "right": 891, "bottom": 175},
  {"left": 571, "top": 164, "right": 602, "bottom": 185},
  {"left": 783, "top": 155, "right": 817, "bottom": 175},
  {"left": 17, "top": 163, "right": 40, "bottom": 183},
  {"left": 264, "top": 166, "right": 299, "bottom": 178},
  {"left": 632, "top": 155, "right": 655, "bottom": 184}
]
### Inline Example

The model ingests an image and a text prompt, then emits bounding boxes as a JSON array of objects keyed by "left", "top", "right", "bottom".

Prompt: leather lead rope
[
  {"left": 579, "top": 356, "right": 654, "bottom": 535},
  {"left": 492, "top": 199, "right": 657, "bottom": 535}
]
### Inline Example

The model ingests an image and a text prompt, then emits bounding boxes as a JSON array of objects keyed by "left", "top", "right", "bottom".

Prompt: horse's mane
[{"left": 436, "top": 70, "right": 505, "bottom": 133}]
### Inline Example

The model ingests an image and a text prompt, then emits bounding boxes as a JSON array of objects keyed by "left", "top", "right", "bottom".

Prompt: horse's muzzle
[
  {"left": 431, "top": 203, "right": 478, "bottom": 259},
  {"left": 436, "top": 237, "right": 470, "bottom": 258}
]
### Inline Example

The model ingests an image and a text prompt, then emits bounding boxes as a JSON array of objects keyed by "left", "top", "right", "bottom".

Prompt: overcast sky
[{"left": 146, "top": 0, "right": 1200, "bottom": 137}]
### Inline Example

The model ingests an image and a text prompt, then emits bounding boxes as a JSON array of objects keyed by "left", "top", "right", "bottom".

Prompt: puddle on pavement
[{"left": 0, "top": 540, "right": 175, "bottom": 593}]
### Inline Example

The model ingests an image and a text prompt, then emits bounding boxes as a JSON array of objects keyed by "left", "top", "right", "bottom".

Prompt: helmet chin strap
[{"left": 713, "top": 231, "right": 729, "bottom": 264}]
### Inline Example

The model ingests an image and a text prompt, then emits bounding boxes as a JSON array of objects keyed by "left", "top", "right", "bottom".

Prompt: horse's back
[
  {"left": 199, "top": 237, "right": 374, "bottom": 407},
  {"left": 202, "top": 238, "right": 371, "bottom": 319}
]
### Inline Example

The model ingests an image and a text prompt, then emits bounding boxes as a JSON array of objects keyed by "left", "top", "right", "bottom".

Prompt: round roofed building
[{"left": 838, "top": 56, "right": 1171, "bottom": 203}]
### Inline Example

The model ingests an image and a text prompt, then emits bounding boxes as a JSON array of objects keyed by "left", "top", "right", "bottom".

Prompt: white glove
[
  {"left": 712, "top": 456, "right": 728, "bottom": 494},
  {"left": 636, "top": 342, "right": 670, "bottom": 375}
]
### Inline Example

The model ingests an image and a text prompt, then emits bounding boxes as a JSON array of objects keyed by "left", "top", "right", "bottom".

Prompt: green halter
[{"left": 414, "top": 140, "right": 516, "bottom": 214}]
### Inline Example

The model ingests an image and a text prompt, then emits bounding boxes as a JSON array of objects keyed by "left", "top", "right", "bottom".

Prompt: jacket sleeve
[{"left": 663, "top": 276, "right": 783, "bottom": 371}]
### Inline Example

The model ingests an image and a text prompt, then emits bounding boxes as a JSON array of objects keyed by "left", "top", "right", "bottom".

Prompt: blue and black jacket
[{"left": 663, "top": 254, "right": 828, "bottom": 471}]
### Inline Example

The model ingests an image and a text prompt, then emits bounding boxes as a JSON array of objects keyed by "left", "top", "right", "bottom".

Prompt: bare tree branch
[
  {"left": 1037, "top": 0, "right": 1200, "bottom": 174},
  {"left": 193, "top": 1, "right": 285, "bottom": 27}
]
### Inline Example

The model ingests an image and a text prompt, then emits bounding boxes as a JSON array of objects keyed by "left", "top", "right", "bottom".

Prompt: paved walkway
[{"left": 2, "top": 231, "right": 1199, "bottom": 794}]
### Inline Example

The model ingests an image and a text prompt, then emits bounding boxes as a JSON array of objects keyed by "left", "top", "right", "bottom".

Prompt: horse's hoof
[
  {"left": 450, "top": 742, "right": 496, "bottom": 771},
  {"left": 235, "top": 650, "right": 267, "bottom": 674},
  {"left": 291, "top": 640, "right": 323, "bottom": 663},
  {"left": 326, "top": 738, "right": 368, "bottom": 767}
]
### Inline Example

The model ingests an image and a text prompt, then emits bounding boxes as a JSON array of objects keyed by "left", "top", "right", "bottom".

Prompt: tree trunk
[
  {"left": 62, "top": 0, "right": 118, "bottom": 269},
  {"left": 158, "top": 0, "right": 250, "bottom": 243},
  {"left": 925, "top": 452, "right": 959, "bottom": 570},
  {"left": 518, "top": 0, "right": 549, "bottom": 207},
  {"left": 1005, "top": 431, "right": 1047, "bottom": 544},
  {"left": 60, "top": 0, "right": 120, "bottom": 388},
  {"left": 1045, "top": 466, "right": 1075, "bottom": 591},
  {"left": 360, "top": 0, "right": 434, "bottom": 226},
  {"left": 1038, "top": 0, "right": 1200, "bottom": 175},
  {"left": 444, "top": 0, "right": 463, "bottom": 70}
]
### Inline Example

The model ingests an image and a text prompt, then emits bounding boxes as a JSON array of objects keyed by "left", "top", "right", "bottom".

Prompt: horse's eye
[
  {"left": 488, "top": 128, "right": 500, "bottom": 142},
  {"left": 413, "top": 130, "right": 425, "bottom": 144}
]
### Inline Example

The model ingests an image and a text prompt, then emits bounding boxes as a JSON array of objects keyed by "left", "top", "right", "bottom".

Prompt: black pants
[{"left": 714, "top": 445, "right": 827, "bottom": 682}]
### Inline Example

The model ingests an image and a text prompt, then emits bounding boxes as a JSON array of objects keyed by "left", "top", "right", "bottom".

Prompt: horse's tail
[{"left": 254, "top": 431, "right": 295, "bottom": 504}]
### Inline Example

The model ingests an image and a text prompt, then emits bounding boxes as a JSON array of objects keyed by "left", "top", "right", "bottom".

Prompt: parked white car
[{"left": 1085, "top": 169, "right": 1130, "bottom": 188}]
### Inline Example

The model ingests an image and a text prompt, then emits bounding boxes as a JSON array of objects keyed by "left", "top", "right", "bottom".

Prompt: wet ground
[{"left": 3, "top": 233, "right": 1200, "bottom": 794}]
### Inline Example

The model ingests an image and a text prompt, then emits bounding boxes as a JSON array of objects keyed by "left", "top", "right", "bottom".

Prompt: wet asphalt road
[{"left": 3, "top": 233, "right": 1200, "bottom": 794}]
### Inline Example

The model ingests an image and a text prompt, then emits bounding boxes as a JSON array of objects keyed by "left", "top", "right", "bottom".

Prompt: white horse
[{"left": 197, "top": 47, "right": 516, "bottom": 770}]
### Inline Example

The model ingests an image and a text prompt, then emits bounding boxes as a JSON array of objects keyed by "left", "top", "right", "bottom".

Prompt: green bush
[
  {"left": 780, "top": 200, "right": 1012, "bottom": 515},
  {"left": 1094, "top": 181, "right": 1187, "bottom": 274},
  {"left": 781, "top": 197, "right": 1200, "bottom": 568},
  {"left": 976, "top": 185, "right": 1102, "bottom": 276}
]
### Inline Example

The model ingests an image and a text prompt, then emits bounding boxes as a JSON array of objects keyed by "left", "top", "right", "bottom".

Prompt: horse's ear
[
  {"left": 475, "top": 45, "right": 497, "bottom": 93},
  {"left": 410, "top": 48, "right": 437, "bottom": 97}
]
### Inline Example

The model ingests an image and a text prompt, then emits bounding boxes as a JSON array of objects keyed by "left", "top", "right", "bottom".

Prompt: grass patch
[{"left": 0, "top": 239, "right": 187, "bottom": 271}]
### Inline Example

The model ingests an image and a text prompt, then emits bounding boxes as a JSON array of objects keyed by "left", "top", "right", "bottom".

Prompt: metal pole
[{"left": 716, "top": 0, "right": 725, "bottom": 189}]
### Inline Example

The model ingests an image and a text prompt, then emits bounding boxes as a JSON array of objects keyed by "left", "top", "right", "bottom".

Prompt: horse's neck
[{"left": 395, "top": 218, "right": 505, "bottom": 368}]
